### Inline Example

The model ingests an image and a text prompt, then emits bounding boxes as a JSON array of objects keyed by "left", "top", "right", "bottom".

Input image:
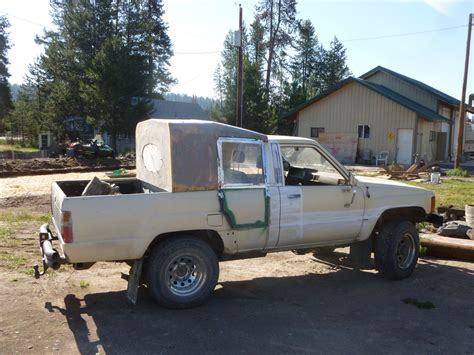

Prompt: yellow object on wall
[{"left": 387, "top": 131, "right": 395, "bottom": 140}]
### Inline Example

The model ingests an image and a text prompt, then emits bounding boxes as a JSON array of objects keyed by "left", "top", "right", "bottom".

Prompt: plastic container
[
  {"left": 466, "top": 204, "right": 474, "bottom": 228},
  {"left": 430, "top": 172, "right": 441, "bottom": 184}
]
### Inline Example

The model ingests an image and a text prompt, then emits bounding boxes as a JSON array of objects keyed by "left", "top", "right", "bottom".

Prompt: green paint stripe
[{"left": 219, "top": 189, "right": 269, "bottom": 230}]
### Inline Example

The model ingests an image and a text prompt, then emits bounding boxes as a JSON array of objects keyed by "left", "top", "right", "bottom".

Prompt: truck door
[
  {"left": 277, "top": 144, "right": 365, "bottom": 248},
  {"left": 217, "top": 138, "right": 270, "bottom": 252}
]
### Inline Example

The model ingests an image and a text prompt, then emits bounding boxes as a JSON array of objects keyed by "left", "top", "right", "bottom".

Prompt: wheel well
[
  {"left": 146, "top": 230, "right": 225, "bottom": 260},
  {"left": 375, "top": 207, "right": 426, "bottom": 230}
]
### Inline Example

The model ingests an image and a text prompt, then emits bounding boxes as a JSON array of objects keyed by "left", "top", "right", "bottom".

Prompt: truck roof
[{"left": 268, "top": 135, "right": 317, "bottom": 145}]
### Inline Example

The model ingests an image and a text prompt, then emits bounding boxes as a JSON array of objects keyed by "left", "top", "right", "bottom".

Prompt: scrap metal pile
[
  {"left": 437, "top": 205, "right": 474, "bottom": 240},
  {"left": 380, "top": 162, "right": 436, "bottom": 180},
  {"left": 420, "top": 204, "right": 474, "bottom": 262}
]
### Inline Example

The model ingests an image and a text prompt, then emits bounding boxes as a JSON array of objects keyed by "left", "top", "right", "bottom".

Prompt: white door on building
[{"left": 397, "top": 129, "right": 414, "bottom": 165}]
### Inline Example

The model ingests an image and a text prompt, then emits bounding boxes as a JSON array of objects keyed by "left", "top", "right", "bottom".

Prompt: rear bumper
[{"left": 34, "top": 224, "right": 67, "bottom": 278}]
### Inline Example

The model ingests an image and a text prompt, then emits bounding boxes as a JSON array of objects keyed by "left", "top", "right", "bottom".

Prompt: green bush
[{"left": 446, "top": 168, "right": 470, "bottom": 178}]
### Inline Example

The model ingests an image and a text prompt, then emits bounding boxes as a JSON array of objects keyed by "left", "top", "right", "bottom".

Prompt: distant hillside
[
  {"left": 165, "top": 93, "right": 215, "bottom": 110},
  {"left": 10, "top": 83, "right": 21, "bottom": 101}
]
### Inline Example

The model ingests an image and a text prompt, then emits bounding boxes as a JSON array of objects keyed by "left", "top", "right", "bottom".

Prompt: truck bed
[
  {"left": 50, "top": 178, "right": 222, "bottom": 264},
  {"left": 56, "top": 178, "right": 162, "bottom": 196}
]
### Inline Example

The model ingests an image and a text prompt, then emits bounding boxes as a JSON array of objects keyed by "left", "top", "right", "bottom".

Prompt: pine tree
[
  {"left": 0, "top": 15, "right": 13, "bottom": 126},
  {"left": 80, "top": 35, "right": 151, "bottom": 149},
  {"left": 242, "top": 19, "right": 268, "bottom": 133},
  {"left": 212, "top": 31, "right": 238, "bottom": 124},
  {"left": 15, "top": 0, "right": 174, "bottom": 147},
  {"left": 255, "top": 0, "right": 297, "bottom": 93},
  {"left": 320, "top": 37, "right": 351, "bottom": 90}
]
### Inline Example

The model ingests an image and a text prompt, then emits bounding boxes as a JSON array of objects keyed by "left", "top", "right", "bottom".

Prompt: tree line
[
  {"left": 211, "top": 0, "right": 351, "bottom": 134},
  {"left": 0, "top": 0, "right": 351, "bottom": 148},
  {"left": 0, "top": 0, "right": 173, "bottom": 149}
]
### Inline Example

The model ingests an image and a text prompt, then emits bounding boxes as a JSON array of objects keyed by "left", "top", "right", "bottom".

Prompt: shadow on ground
[{"left": 44, "top": 258, "right": 474, "bottom": 354}]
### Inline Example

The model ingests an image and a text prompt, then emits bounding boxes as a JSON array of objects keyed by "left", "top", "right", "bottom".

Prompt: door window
[
  {"left": 281, "top": 146, "right": 347, "bottom": 186},
  {"left": 218, "top": 139, "right": 265, "bottom": 187}
]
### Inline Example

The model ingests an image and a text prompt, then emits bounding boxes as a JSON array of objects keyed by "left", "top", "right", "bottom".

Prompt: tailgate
[{"left": 51, "top": 181, "right": 66, "bottom": 234}]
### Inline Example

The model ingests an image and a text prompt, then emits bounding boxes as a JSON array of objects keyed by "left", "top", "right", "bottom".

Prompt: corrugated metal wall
[
  {"left": 297, "top": 82, "right": 417, "bottom": 164},
  {"left": 417, "top": 119, "right": 437, "bottom": 161},
  {"left": 365, "top": 72, "right": 438, "bottom": 112}
]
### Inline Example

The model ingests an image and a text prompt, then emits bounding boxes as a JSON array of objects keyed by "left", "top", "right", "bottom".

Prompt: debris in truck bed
[
  {"left": 106, "top": 168, "right": 135, "bottom": 178},
  {"left": 82, "top": 176, "right": 121, "bottom": 196}
]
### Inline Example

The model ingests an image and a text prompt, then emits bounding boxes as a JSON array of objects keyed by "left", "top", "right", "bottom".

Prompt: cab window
[
  {"left": 280, "top": 146, "right": 347, "bottom": 186},
  {"left": 219, "top": 140, "right": 265, "bottom": 186}
]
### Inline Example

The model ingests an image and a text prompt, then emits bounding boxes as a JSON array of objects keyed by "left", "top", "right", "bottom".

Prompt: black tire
[
  {"left": 312, "top": 246, "right": 336, "bottom": 256},
  {"left": 374, "top": 220, "right": 419, "bottom": 280},
  {"left": 146, "top": 236, "right": 219, "bottom": 309}
]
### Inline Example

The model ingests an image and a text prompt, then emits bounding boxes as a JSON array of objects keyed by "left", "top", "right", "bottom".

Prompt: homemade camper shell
[{"left": 136, "top": 119, "right": 268, "bottom": 192}]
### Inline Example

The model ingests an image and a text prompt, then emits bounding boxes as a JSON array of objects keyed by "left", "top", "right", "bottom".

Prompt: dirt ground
[
  {"left": 1, "top": 174, "right": 474, "bottom": 354},
  {"left": 0, "top": 155, "right": 135, "bottom": 177}
]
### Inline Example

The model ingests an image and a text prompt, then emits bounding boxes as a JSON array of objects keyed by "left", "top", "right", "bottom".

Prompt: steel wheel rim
[
  {"left": 165, "top": 254, "right": 207, "bottom": 297},
  {"left": 397, "top": 233, "right": 416, "bottom": 269}
]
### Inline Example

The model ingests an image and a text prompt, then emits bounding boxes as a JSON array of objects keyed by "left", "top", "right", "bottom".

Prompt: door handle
[{"left": 288, "top": 194, "right": 301, "bottom": 199}]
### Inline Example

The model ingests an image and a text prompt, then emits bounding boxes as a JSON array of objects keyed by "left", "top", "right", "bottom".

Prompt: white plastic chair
[{"left": 376, "top": 151, "right": 389, "bottom": 166}]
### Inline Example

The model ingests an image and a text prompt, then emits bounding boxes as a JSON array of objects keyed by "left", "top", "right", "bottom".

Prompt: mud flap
[
  {"left": 349, "top": 238, "right": 374, "bottom": 269},
  {"left": 126, "top": 259, "right": 143, "bottom": 305}
]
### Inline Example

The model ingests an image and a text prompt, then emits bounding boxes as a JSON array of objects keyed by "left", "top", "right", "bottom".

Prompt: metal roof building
[{"left": 284, "top": 66, "right": 470, "bottom": 165}]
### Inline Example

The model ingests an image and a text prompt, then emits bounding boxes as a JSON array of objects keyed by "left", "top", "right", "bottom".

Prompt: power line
[
  {"left": 340, "top": 25, "right": 468, "bottom": 43},
  {"left": 176, "top": 25, "right": 468, "bottom": 55},
  {"left": 0, "top": 11, "right": 49, "bottom": 28},
  {"left": 174, "top": 50, "right": 221, "bottom": 55}
]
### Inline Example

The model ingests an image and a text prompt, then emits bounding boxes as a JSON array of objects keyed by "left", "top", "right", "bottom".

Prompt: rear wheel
[
  {"left": 146, "top": 236, "right": 219, "bottom": 309},
  {"left": 375, "top": 220, "right": 419, "bottom": 280}
]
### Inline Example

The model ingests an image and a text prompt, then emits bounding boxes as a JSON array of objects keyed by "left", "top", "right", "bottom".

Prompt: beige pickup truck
[{"left": 36, "top": 119, "right": 437, "bottom": 309}]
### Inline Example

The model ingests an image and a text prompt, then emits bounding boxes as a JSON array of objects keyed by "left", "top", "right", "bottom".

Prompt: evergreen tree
[
  {"left": 290, "top": 19, "right": 325, "bottom": 99},
  {"left": 212, "top": 31, "right": 238, "bottom": 124},
  {"left": 15, "top": 0, "right": 174, "bottom": 147},
  {"left": 255, "top": 0, "right": 298, "bottom": 93},
  {"left": 320, "top": 37, "right": 351, "bottom": 90},
  {"left": 242, "top": 19, "right": 268, "bottom": 133},
  {"left": 81, "top": 36, "right": 151, "bottom": 148},
  {"left": 0, "top": 15, "right": 13, "bottom": 127},
  {"left": 7, "top": 85, "right": 42, "bottom": 145}
]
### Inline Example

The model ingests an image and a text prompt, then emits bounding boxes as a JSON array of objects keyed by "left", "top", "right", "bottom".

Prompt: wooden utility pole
[
  {"left": 235, "top": 4, "right": 243, "bottom": 127},
  {"left": 454, "top": 13, "right": 473, "bottom": 168}
]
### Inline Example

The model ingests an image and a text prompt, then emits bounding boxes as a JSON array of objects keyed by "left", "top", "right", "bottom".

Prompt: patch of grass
[
  {"left": 79, "top": 280, "right": 90, "bottom": 288},
  {"left": 0, "top": 252, "right": 32, "bottom": 274},
  {"left": 419, "top": 246, "right": 428, "bottom": 257},
  {"left": 0, "top": 143, "right": 40, "bottom": 153},
  {"left": 446, "top": 168, "right": 470, "bottom": 178},
  {"left": 0, "top": 211, "right": 50, "bottom": 223},
  {"left": 0, "top": 225, "right": 14, "bottom": 241},
  {"left": 406, "top": 179, "right": 474, "bottom": 207},
  {"left": 0, "top": 225, "right": 21, "bottom": 248},
  {"left": 402, "top": 298, "right": 435, "bottom": 310}
]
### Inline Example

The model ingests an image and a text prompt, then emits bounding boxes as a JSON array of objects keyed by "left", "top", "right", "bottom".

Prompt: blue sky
[{"left": 1, "top": 0, "right": 473, "bottom": 100}]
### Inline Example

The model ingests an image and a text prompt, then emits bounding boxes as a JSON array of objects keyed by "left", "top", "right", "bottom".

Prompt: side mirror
[{"left": 348, "top": 171, "right": 357, "bottom": 186}]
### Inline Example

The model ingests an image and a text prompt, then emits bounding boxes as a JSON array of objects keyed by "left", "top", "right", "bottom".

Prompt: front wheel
[
  {"left": 375, "top": 220, "right": 419, "bottom": 280},
  {"left": 146, "top": 236, "right": 219, "bottom": 309}
]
